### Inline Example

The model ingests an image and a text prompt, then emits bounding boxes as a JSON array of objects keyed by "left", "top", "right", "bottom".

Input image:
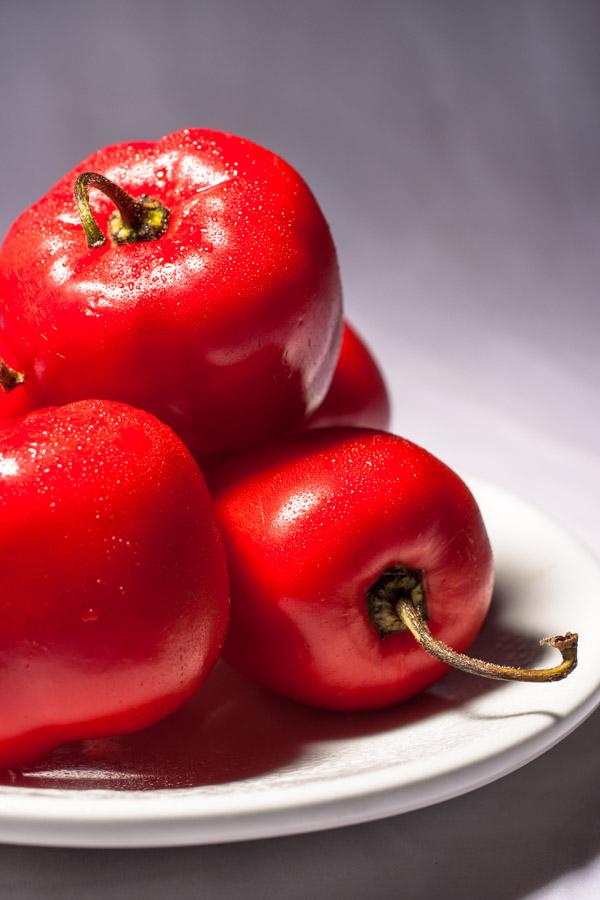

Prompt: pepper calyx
[
  {"left": 367, "top": 565, "right": 427, "bottom": 638},
  {"left": 0, "top": 357, "right": 26, "bottom": 393},
  {"left": 107, "top": 195, "right": 170, "bottom": 245},
  {"left": 74, "top": 172, "right": 170, "bottom": 249}
]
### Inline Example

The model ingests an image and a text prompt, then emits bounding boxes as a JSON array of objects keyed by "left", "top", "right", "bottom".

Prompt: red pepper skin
[
  {"left": 0, "top": 400, "right": 229, "bottom": 769},
  {"left": 201, "top": 321, "right": 391, "bottom": 483},
  {"left": 212, "top": 428, "right": 493, "bottom": 711},
  {"left": 0, "top": 129, "right": 342, "bottom": 458},
  {"left": 307, "top": 322, "right": 390, "bottom": 431},
  {"left": 0, "top": 388, "right": 30, "bottom": 423}
]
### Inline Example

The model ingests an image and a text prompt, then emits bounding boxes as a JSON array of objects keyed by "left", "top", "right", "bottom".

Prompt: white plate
[{"left": 1, "top": 478, "right": 599, "bottom": 848}]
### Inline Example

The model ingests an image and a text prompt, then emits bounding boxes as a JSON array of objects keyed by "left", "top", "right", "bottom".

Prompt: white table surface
[{"left": 1, "top": 1, "right": 599, "bottom": 896}]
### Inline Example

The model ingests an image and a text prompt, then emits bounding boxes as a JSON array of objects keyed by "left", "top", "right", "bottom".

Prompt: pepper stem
[
  {"left": 397, "top": 598, "right": 578, "bottom": 683},
  {"left": 74, "top": 172, "right": 170, "bottom": 249},
  {"left": 0, "top": 357, "right": 25, "bottom": 393}
]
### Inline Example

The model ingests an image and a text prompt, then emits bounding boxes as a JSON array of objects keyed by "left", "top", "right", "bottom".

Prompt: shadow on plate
[{"left": 1, "top": 576, "right": 555, "bottom": 791}]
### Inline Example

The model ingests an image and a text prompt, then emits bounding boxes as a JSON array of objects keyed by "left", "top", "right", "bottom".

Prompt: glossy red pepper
[
  {"left": 307, "top": 322, "right": 390, "bottom": 431},
  {"left": 0, "top": 400, "right": 229, "bottom": 769},
  {"left": 0, "top": 128, "right": 342, "bottom": 458},
  {"left": 212, "top": 428, "right": 577, "bottom": 710}
]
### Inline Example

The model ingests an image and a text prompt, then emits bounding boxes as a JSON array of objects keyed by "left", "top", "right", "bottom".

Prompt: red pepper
[
  {"left": 307, "top": 322, "right": 390, "bottom": 431},
  {"left": 212, "top": 428, "right": 577, "bottom": 710},
  {"left": 0, "top": 129, "right": 342, "bottom": 458},
  {"left": 0, "top": 400, "right": 229, "bottom": 769}
]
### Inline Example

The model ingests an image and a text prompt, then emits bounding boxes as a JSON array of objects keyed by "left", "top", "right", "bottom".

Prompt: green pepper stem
[
  {"left": 73, "top": 172, "right": 170, "bottom": 249},
  {"left": 396, "top": 599, "right": 578, "bottom": 683},
  {"left": 0, "top": 357, "right": 25, "bottom": 393}
]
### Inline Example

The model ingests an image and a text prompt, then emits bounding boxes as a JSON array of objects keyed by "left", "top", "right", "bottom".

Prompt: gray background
[{"left": 1, "top": 1, "right": 599, "bottom": 897}]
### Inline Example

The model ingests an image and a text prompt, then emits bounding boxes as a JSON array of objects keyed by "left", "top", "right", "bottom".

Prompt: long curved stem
[{"left": 397, "top": 599, "right": 578, "bottom": 682}]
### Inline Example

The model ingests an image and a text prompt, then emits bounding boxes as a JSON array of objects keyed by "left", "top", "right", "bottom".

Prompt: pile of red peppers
[{"left": 0, "top": 128, "right": 577, "bottom": 769}]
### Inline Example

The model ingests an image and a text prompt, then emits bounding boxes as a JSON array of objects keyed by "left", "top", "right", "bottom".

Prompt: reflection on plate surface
[{"left": 1, "top": 480, "right": 599, "bottom": 847}]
